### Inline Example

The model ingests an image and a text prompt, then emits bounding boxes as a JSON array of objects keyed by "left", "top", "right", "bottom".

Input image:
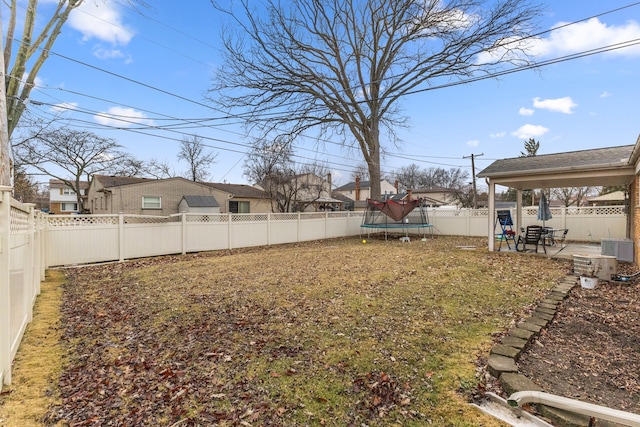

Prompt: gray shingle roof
[
  {"left": 94, "top": 175, "right": 152, "bottom": 188},
  {"left": 204, "top": 182, "right": 270, "bottom": 198},
  {"left": 477, "top": 145, "right": 634, "bottom": 178},
  {"left": 181, "top": 195, "right": 219, "bottom": 208},
  {"left": 335, "top": 180, "right": 371, "bottom": 191}
]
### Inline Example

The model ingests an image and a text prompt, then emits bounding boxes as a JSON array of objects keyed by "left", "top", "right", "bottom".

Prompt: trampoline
[{"left": 360, "top": 198, "right": 433, "bottom": 240}]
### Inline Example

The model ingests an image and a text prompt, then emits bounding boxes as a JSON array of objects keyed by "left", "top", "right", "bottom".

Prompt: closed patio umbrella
[{"left": 537, "top": 192, "right": 552, "bottom": 225}]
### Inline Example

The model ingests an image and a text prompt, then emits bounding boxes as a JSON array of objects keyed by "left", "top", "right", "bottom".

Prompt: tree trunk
[
  {"left": 0, "top": 22, "right": 11, "bottom": 187},
  {"left": 366, "top": 119, "right": 381, "bottom": 200}
]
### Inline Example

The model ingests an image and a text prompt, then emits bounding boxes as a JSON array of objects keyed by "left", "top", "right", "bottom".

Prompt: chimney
[
  {"left": 395, "top": 180, "right": 399, "bottom": 193},
  {"left": 327, "top": 173, "right": 332, "bottom": 191},
  {"left": 355, "top": 176, "right": 361, "bottom": 201},
  {"left": 407, "top": 189, "right": 413, "bottom": 200}
]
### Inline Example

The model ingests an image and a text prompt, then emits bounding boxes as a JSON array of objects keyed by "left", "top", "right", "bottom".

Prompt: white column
[{"left": 488, "top": 180, "right": 495, "bottom": 251}]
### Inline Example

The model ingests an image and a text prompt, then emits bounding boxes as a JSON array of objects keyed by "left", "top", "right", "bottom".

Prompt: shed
[{"left": 178, "top": 195, "right": 220, "bottom": 214}]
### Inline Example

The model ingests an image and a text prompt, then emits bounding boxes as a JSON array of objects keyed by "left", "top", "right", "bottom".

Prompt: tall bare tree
[
  {"left": 178, "top": 135, "right": 218, "bottom": 182},
  {"left": 210, "top": 0, "right": 540, "bottom": 200},
  {"left": 14, "top": 127, "right": 141, "bottom": 211}
]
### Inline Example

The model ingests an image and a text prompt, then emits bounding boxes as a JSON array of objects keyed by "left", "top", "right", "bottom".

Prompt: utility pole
[{"left": 463, "top": 153, "right": 483, "bottom": 209}]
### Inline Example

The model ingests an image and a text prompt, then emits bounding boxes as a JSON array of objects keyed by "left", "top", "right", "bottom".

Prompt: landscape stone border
[{"left": 485, "top": 276, "right": 619, "bottom": 427}]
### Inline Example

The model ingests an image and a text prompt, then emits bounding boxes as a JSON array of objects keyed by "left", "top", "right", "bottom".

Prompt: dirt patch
[{"left": 517, "top": 278, "right": 640, "bottom": 414}]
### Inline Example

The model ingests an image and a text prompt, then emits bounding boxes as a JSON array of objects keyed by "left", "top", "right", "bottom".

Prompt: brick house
[{"left": 87, "top": 175, "right": 274, "bottom": 215}]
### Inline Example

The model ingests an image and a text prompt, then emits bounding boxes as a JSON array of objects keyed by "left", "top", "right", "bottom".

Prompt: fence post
[
  {"left": 267, "top": 213, "right": 271, "bottom": 246},
  {"left": 0, "top": 187, "right": 12, "bottom": 387},
  {"left": 25, "top": 204, "right": 35, "bottom": 321},
  {"left": 118, "top": 213, "right": 125, "bottom": 262},
  {"left": 228, "top": 213, "right": 233, "bottom": 250},
  {"left": 181, "top": 213, "right": 187, "bottom": 255}
]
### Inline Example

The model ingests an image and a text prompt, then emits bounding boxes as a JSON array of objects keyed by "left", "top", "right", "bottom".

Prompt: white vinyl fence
[
  {"left": 1, "top": 188, "right": 45, "bottom": 388},
  {"left": 0, "top": 192, "right": 628, "bottom": 389}
]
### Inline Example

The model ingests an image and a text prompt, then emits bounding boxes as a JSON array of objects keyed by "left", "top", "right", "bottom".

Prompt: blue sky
[{"left": 7, "top": 0, "right": 640, "bottom": 188}]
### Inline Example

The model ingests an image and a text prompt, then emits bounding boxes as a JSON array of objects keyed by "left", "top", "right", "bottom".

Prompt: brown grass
[
  {"left": 0, "top": 270, "right": 64, "bottom": 426},
  {"left": 1, "top": 236, "right": 571, "bottom": 426}
]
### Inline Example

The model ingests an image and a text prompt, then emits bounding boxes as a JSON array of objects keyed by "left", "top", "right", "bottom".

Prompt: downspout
[{"left": 508, "top": 391, "right": 640, "bottom": 426}]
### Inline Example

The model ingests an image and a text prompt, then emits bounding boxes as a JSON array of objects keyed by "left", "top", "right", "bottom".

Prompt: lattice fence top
[
  {"left": 185, "top": 214, "right": 228, "bottom": 223},
  {"left": 10, "top": 206, "right": 29, "bottom": 232},
  {"left": 47, "top": 216, "right": 119, "bottom": 227},
  {"left": 231, "top": 214, "right": 269, "bottom": 222},
  {"left": 124, "top": 215, "right": 179, "bottom": 224},
  {"left": 271, "top": 213, "right": 299, "bottom": 221}
]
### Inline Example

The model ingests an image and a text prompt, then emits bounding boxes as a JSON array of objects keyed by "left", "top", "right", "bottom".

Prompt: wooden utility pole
[{"left": 463, "top": 153, "right": 483, "bottom": 209}]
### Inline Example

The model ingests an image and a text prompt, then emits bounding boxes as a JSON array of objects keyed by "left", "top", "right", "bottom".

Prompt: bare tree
[
  {"left": 144, "top": 159, "right": 177, "bottom": 179},
  {"left": 210, "top": 0, "right": 540, "bottom": 200},
  {"left": 14, "top": 127, "right": 141, "bottom": 211},
  {"left": 551, "top": 187, "right": 597, "bottom": 207},
  {"left": 244, "top": 141, "right": 329, "bottom": 212},
  {"left": 351, "top": 163, "right": 370, "bottom": 182},
  {"left": 178, "top": 135, "right": 217, "bottom": 182},
  {"left": 395, "top": 164, "right": 469, "bottom": 190}
]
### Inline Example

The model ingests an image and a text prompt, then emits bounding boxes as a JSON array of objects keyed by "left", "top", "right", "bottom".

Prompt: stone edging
[{"left": 485, "top": 275, "right": 604, "bottom": 426}]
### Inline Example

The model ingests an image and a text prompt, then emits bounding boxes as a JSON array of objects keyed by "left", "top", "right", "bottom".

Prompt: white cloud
[
  {"left": 532, "top": 17, "right": 640, "bottom": 58},
  {"left": 600, "top": 91, "right": 612, "bottom": 98},
  {"left": 519, "top": 107, "right": 534, "bottom": 116},
  {"left": 69, "top": 1, "right": 133, "bottom": 45},
  {"left": 533, "top": 96, "right": 577, "bottom": 114},
  {"left": 511, "top": 124, "right": 549, "bottom": 140},
  {"left": 94, "top": 106, "right": 154, "bottom": 128},
  {"left": 50, "top": 102, "right": 79, "bottom": 113},
  {"left": 490, "top": 131, "right": 506, "bottom": 138},
  {"left": 466, "top": 140, "right": 479, "bottom": 147},
  {"left": 92, "top": 46, "right": 125, "bottom": 60}
]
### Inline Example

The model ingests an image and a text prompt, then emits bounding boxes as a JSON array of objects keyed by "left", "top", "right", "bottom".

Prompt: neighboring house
[
  {"left": 178, "top": 196, "right": 220, "bottom": 214},
  {"left": 257, "top": 173, "right": 343, "bottom": 212},
  {"left": 587, "top": 190, "right": 627, "bottom": 206},
  {"left": 88, "top": 175, "right": 224, "bottom": 216},
  {"left": 203, "top": 182, "right": 273, "bottom": 213},
  {"left": 49, "top": 179, "right": 89, "bottom": 214},
  {"left": 334, "top": 178, "right": 398, "bottom": 202},
  {"left": 412, "top": 186, "right": 457, "bottom": 207}
]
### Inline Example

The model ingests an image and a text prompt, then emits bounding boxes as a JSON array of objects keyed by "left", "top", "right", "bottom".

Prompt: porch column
[
  {"left": 516, "top": 189, "right": 523, "bottom": 235},
  {"left": 488, "top": 179, "right": 495, "bottom": 251}
]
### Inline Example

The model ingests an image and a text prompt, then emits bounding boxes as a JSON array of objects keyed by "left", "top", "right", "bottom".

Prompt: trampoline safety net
[{"left": 361, "top": 199, "right": 431, "bottom": 228}]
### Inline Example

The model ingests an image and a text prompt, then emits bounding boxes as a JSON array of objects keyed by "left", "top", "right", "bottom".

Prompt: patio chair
[{"left": 516, "top": 225, "right": 544, "bottom": 253}]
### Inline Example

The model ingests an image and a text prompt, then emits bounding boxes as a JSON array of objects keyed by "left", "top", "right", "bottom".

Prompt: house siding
[
  {"left": 87, "top": 177, "right": 274, "bottom": 215},
  {"left": 88, "top": 179, "right": 220, "bottom": 216}
]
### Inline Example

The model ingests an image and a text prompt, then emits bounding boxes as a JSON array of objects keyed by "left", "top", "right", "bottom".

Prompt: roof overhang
[{"left": 483, "top": 165, "right": 635, "bottom": 190}]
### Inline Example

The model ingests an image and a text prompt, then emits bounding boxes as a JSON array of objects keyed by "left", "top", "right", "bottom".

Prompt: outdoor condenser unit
[{"left": 601, "top": 238, "right": 634, "bottom": 263}]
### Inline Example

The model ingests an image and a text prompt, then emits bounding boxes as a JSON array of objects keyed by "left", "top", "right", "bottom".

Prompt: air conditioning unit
[{"left": 601, "top": 238, "right": 634, "bottom": 263}]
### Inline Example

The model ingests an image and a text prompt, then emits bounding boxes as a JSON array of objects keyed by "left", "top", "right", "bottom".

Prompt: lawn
[{"left": 1, "top": 236, "right": 571, "bottom": 426}]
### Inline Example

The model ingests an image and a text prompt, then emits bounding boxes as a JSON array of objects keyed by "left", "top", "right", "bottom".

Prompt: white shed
[{"left": 178, "top": 195, "right": 220, "bottom": 214}]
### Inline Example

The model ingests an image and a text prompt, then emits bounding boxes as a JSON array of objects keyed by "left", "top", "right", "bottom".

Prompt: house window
[
  {"left": 61, "top": 202, "right": 78, "bottom": 212},
  {"left": 61, "top": 188, "right": 76, "bottom": 195},
  {"left": 142, "top": 196, "right": 162, "bottom": 209},
  {"left": 229, "top": 200, "right": 250, "bottom": 213}
]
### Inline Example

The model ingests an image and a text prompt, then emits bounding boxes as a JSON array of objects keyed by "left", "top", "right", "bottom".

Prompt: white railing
[{"left": 0, "top": 200, "right": 628, "bottom": 389}]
